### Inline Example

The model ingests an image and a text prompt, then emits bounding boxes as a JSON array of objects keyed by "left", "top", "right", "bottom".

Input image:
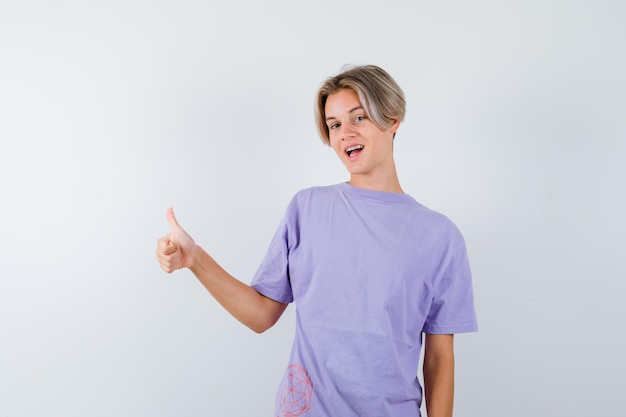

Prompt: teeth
[{"left": 346, "top": 145, "right": 364, "bottom": 155}]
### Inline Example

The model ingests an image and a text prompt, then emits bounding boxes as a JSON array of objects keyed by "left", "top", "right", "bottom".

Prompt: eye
[
  {"left": 354, "top": 115, "right": 365, "bottom": 122},
  {"left": 329, "top": 123, "right": 340, "bottom": 130}
]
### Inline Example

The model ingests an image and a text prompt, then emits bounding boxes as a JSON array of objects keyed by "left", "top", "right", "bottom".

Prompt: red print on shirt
[{"left": 278, "top": 364, "right": 313, "bottom": 416}]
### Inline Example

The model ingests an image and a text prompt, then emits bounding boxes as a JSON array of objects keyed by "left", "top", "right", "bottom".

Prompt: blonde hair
[{"left": 315, "top": 65, "right": 406, "bottom": 145}]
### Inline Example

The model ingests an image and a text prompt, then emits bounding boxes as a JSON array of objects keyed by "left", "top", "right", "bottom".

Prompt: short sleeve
[
  {"left": 422, "top": 232, "right": 478, "bottom": 334},
  {"left": 250, "top": 207, "right": 295, "bottom": 304}
]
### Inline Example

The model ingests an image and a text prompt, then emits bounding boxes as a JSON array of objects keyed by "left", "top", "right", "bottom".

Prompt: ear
[{"left": 389, "top": 119, "right": 400, "bottom": 138}]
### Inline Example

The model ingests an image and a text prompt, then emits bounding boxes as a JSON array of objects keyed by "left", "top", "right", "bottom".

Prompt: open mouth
[{"left": 346, "top": 144, "right": 364, "bottom": 157}]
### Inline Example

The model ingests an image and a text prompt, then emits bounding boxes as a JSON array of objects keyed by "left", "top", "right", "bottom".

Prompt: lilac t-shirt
[{"left": 251, "top": 183, "right": 477, "bottom": 417}]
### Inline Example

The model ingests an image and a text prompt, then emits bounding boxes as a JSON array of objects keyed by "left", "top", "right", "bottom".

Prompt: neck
[{"left": 348, "top": 166, "right": 404, "bottom": 194}]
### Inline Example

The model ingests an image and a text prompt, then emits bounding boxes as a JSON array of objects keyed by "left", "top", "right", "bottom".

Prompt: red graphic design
[{"left": 279, "top": 364, "right": 313, "bottom": 416}]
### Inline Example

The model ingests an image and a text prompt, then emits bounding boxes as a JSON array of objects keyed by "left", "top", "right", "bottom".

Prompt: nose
[{"left": 340, "top": 124, "right": 357, "bottom": 141}]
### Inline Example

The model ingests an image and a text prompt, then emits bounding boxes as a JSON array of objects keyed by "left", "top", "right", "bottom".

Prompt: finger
[
  {"left": 155, "top": 246, "right": 179, "bottom": 271},
  {"left": 156, "top": 236, "right": 170, "bottom": 251},
  {"left": 163, "top": 240, "right": 177, "bottom": 256},
  {"left": 157, "top": 255, "right": 175, "bottom": 273},
  {"left": 166, "top": 207, "right": 180, "bottom": 231},
  {"left": 156, "top": 236, "right": 177, "bottom": 257}
]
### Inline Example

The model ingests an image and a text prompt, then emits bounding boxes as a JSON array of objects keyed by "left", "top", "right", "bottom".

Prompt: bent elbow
[
  {"left": 248, "top": 316, "right": 278, "bottom": 334},
  {"left": 243, "top": 296, "right": 288, "bottom": 334},
  {"left": 251, "top": 325, "right": 269, "bottom": 334},
  {"left": 250, "top": 309, "right": 286, "bottom": 334}
]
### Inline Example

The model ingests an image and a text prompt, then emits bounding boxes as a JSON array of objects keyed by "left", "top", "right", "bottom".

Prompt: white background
[{"left": 1, "top": 0, "right": 625, "bottom": 416}]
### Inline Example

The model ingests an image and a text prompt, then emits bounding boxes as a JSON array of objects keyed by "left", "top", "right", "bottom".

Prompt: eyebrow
[{"left": 325, "top": 106, "right": 364, "bottom": 121}]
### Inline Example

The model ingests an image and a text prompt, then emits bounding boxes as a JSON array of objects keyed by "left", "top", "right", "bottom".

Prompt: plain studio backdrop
[{"left": 1, "top": 0, "right": 624, "bottom": 416}]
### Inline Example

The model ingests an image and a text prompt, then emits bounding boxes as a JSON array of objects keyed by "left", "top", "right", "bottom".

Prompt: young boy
[{"left": 156, "top": 65, "right": 478, "bottom": 417}]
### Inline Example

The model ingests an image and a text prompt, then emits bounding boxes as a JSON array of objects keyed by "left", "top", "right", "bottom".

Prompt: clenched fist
[{"left": 156, "top": 208, "right": 196, "bottom": 273}]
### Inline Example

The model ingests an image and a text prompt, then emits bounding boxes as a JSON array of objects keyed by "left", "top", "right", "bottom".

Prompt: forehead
[{"left": 325, "top": 89, "right": 362, "bottom": 117}]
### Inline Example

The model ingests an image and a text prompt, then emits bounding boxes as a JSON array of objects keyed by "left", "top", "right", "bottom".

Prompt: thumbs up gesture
[{"left": 156, "top": 208, "right": 196, "bottom": 273}]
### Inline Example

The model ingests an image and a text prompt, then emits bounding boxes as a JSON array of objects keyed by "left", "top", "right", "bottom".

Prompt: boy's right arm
[{"left": 155, "top": 208, "right": 288, "bottom": 333}]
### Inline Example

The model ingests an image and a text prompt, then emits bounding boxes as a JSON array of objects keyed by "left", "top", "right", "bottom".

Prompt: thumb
[{"left": 166, "top": 207, "right": 181, "bottom": 231}]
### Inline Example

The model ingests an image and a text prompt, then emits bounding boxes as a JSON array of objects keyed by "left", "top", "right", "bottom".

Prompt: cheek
[{"left": 329, "top": 137, "right": 341, "bottom": 153}]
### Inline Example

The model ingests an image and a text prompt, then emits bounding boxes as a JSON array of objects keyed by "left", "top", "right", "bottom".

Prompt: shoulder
[
  {"left": 415, "top": 202, "right": 458, "bottom": 230},
  {"left": 280, "top": 184, "right": 342, "bottom": 222},
  {"left": 289, "top": 184, "right": 343, "bottom": 205},
  {"left": 404, "top": 198, "right": 468, "bottom": 247},
  {"left": 293, "top": 183, "right": 342, "bottom": 197}
]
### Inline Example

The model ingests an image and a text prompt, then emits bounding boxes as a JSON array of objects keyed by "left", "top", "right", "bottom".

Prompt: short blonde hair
[{"left": 315, "top": 65, "right": 406, "bottom": 145}]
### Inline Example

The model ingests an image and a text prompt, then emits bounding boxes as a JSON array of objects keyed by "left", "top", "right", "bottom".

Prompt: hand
[{"left": 156, "top": 207, "right": 196, "bottom": 273}]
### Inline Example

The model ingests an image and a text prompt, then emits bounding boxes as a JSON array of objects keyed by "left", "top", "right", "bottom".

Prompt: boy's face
[{"left": 325, "top": 89, "right": 399, "bottom": 182}]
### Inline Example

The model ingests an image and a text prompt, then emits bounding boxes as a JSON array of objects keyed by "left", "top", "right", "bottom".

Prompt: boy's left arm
[{"left": 423, "top": 334, "right": 455, "bottom": 417}]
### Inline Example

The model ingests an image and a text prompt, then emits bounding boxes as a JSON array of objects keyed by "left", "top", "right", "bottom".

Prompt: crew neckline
[{"left": 337, "top": 182, "right": 415, "bottom": 204}]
